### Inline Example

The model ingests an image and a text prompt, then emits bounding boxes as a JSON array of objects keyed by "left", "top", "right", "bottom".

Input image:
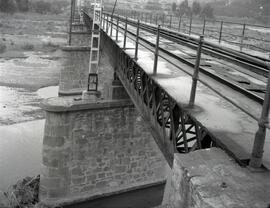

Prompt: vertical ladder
[{"left": 87, "top": 0, "right": 103, "bottom": 91}]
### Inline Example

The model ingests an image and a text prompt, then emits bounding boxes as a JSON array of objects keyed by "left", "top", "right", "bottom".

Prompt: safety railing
[{"left": 106, "top": 8, "right": 270, "bottom": 59}]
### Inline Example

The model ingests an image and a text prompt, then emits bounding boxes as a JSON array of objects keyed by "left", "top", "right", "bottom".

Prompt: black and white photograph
[{"left": 0, "top": 0, "right": 270, "bottom": 207}]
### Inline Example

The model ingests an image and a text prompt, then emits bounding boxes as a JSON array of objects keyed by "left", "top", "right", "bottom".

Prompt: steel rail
[
  {"left": 110, "top": 13, "right": 269, "bottom": 78},
  {"left": 105, "top": 14, "right": 265, "bottom": 105},
  {"left": 111, "top": 13, "right": 270, "bottom": 70},
  {"left": 131, "top": 18, "right": 270, "bottom": 73}
]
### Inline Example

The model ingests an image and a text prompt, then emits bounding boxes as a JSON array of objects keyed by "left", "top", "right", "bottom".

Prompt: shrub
[
  {"left": 15, "top": 0, "right": 29, "bottom": 12},
  {"left": 31, "top": 1, "right": 51, "bottom": 14},
  {"left": 0, "top": 42, "right": 7, "bottom": 53},
  {"left": 29, "top": 0, "right": 68, "bottom": 15},
  {"left": 0, "top": 0, "right": 17, "bottom": 14},
  {"left": 21, "top": 43, "right": 34, "bottom": 50},
  {"left": 200, "top": 4, "right": 214, "bottom": 19}
]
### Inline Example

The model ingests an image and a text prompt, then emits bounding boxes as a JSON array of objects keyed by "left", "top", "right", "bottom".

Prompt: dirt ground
[
  {"left": 0, "top": 12, "right": 68, "bottom": 126},
  {"left": 0, "top": 12, "right": 68, "bottom": 89}
]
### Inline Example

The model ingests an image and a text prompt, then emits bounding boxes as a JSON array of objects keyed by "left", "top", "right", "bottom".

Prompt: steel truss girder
[{"left": 110, "top": 45, "right": 219, "bottom": 167}]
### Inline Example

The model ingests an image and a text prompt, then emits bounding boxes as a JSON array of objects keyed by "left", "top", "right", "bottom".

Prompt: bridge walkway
[{"left": 104, "top": 16, "right": 270, "bottom": 169}]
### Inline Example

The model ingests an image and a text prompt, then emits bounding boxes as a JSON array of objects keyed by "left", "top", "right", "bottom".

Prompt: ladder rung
[
  {"left": 91, "top": 31, "right": 100, "bottom": 34},
  {"left": 90, "top": 61, "right": 99, "bottom": 64},
  {"left": 91, "top": 48, "right": 99, "bottom": 50}
]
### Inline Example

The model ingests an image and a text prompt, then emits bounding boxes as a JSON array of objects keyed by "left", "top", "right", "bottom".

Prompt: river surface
[
  {"left": 0, "top": 85, "right": 58, "bottom": 191},
  {"left": 0, "top": 51, "right": 60, "bottom": 192}
]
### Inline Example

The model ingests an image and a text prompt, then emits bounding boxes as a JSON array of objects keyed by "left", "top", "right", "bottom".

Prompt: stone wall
[
  {"left": 59, "top": 46, "right": 90, "bottom": 95},
  {"left": 59, "top": 31, "right": 116, "bottom": 97},
  {"left": 163, "top": 148, "right": 270, "bottom": 208},
  {"left": 70, "top": 32, "right": 91, "bottom": 46},
  {"left": 40, "top": 98, "right": 168, "bottom": 206}
]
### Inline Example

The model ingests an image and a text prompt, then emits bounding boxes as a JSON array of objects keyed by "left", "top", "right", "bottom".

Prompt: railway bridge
[{"left": 39, "top": 2, "right": 270, "bottom": 207}]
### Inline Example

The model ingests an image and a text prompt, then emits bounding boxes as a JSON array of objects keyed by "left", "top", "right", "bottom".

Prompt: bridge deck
[{"left": 106, "top": 27, "right": 270, "bottom": 169}]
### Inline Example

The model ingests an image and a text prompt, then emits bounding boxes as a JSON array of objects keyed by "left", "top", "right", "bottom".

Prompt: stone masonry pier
[
  {"left": 59, "top": 46, "right": 90, "bottom": 96},
  {"left": 40, "top": 98, "right": 168, "bottom": 206},
  {"left": 40, "top": 17, "right": 168, "bottom": 206}
]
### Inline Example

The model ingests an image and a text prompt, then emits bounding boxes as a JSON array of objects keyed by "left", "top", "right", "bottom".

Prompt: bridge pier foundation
[
  {"left": 59, "top": 46, "right": 90, "bottom": 96},
  {"left": 39, "top": 97, "right": 168, "bottom": 206},
  {"left": 162, "top": 148, "right": 270, "bottom": 208}
]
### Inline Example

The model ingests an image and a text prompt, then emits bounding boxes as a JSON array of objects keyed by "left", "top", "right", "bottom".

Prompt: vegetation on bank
[
  {"left": 0, "top": 176, "right": 41, "bottom": 208},
  {"left": 0, "top": 0, "right": 69, "bottom": 15},
  {"left": 105, "top": 0, "right": 270, "bottom": 25},
  {"left": 168, "top": 0, "right": 270, "bottom": 24}
]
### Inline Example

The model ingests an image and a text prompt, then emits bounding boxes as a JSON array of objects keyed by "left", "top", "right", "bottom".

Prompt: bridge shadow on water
[{"left": 64, "top": 183, "right": 165, "bottom": 208}]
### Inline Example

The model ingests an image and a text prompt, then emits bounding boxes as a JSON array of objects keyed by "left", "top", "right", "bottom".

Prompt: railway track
[
  {"left": 102, "top": 12, "right": 269, "bottom": 105},
  {"left": 112, "top": 14, "right": 269, "bottom": 75}
]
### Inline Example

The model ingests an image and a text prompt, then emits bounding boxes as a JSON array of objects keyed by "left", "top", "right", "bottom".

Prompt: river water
[
  {"left": 0, "top": 85, "right": 58, "bottom": 191},
  {"left": 0, "top": 51, "right": 60, "bottom": 192}
]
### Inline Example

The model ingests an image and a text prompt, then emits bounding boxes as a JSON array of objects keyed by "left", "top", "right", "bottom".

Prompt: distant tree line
[
  {"left": 0, "top": 0, "right": 69, "bottom": 14},
  {"left": 170, "top": 0, "right": 270, "bottom": 22},
  {"left": 171, "top": 0, "right": 214, "bottom": 18},
  {"left": 144, "top": 0, "right": 163, "bottom": 11}
]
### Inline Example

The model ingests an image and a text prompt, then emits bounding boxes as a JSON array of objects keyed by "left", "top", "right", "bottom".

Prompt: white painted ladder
[{"left": 87, "top": 0, "right": 103, "bottom": 91}]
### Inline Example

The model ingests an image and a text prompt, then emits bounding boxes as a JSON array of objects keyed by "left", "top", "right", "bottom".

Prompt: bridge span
[
  {"left": 83, "top": 9, "right": 270, "bottom": 169},
  {"left": 39, "top": 2, "right": 270, "bottom": 207}
]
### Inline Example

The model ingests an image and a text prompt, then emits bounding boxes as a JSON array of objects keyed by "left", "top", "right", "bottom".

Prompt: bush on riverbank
[
  {"left": 1, "top": 175, "right": 40, "bottom": 208},
  {"left": 0, "top": 41, "right": 7, "bottom": 53}
]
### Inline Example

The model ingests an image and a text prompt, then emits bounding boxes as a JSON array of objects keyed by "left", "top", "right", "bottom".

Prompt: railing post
[
  {"left": 106, "top": 14, "right": 109, "bottom": 33},
  {"left": 189, "top": 14, "right": 193, "bottom": 35},
  {"left": 169, "top": 15, "right": 172, "bottom": 29},
  {"left": 240, "top": 23, "right": 246, "bottom": 51},
  {"left": 101, "top": 13, "right": 104, "bottom": 29},
  {"left": 202, "top": 18, "right": 206, "bottom": 35},
  {"left": 218, "top": 21, "right": 223, "bottom": 43},
  {"left": 189, "top": 35, "right": 204, "bottom": 107},
  {"left": 69, "top": 0, "right": 75, "bottom": 46},
  {"left": 178, "top": 16, "right": 182, "bottom": 32},
  {"left": 110, "top": 14, "right": 113, "bottom": 37},
  {"left": 116, "top": 15, "right": 119, "bottom": 41},
  {"left": 153, "top": 25, "right": 161, "bottom": 75},
  {"left": 250, "top": 64, "right": 270, "bottom": 169},
  {"left": 123, "top": 17, "right": 128, "bottom": 49},
  {"left": 135, "top": 20, "right": 140, "bottom": 61}
]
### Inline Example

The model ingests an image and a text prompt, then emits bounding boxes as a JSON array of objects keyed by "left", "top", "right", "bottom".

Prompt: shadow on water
[{"left": 64, "top": 183, "right": 166, "bottom": 208}]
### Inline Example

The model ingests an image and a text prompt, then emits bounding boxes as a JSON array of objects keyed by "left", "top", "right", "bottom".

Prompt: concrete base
[{"left": 164, "top": 148, "right": 270, "bottom": 208}]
